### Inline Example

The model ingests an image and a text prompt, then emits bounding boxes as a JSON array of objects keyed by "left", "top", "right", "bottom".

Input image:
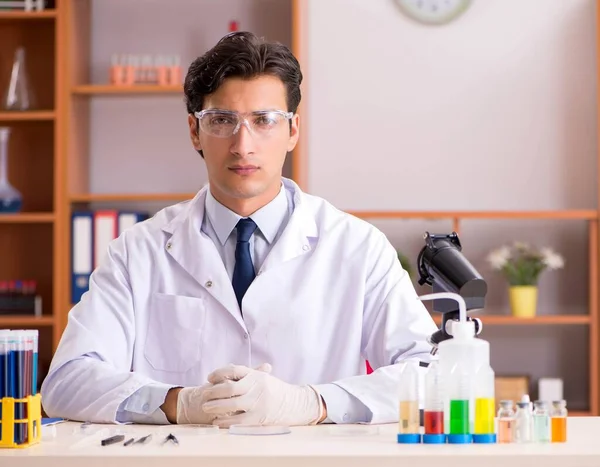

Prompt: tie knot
[{"left": 235, "top": 218, "right": 257, "bottom": 243}]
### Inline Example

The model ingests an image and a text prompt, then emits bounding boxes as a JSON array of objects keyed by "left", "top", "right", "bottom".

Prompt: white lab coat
[{"left": 42, "top": 178, "right": 437, "bottom": 424}]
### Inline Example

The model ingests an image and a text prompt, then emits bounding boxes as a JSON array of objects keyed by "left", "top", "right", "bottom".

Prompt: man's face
[{"left": 188, "top": 75, "right": 299, "bottom": 206}]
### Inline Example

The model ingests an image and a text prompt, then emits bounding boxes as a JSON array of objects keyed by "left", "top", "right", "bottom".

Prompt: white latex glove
[
  {"left": 176, "top": 363, "right": 272, "bottom": 424},
  {"left": 202, "top": 364, "right": 323, "bottom": 427},
  {"left": 176, "top": 384, "right": 217, "bottom": 425}
]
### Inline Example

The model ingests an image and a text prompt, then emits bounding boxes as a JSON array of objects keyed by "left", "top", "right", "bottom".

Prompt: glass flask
[
  {"left": 0, "top": 127, "right": 23, "bottom": 213},
  {"left": 4, "top": 47, "right": 34, "bottom": 111}
]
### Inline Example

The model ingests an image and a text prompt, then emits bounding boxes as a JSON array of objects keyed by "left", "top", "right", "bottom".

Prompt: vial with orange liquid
[{"left": 551, "top": 400, "right": 567, "bottom": 443}]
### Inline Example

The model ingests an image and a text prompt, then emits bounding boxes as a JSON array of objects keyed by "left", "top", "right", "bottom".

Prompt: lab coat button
[
  {"left": 205, "top": 281, "right": 213, "bottom": 288},
  {"left": 142, "top": 403, "right": 150, "bottom": 412},
  {"left": 166, "top": 242, "right": 172, "bottom": 250},
  {"left": 302, "top": 245, "right": 310, "bottom": 251}
]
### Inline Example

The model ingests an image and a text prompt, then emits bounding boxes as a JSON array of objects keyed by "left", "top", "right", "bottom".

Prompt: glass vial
[
  {"left": 448, "top": 361, "right": 471, "bottom": 443},
  {"left": 497, "top": 400, "right": 515, "bottom": 443},
  {"left": 473, "top": 363, "right": 495, "bottom": 442},
  {"left": 398, "top": 361, "right": 421, "bottom": 443},
  {"left": 514, "top": 401, "right": 533, "bottom": 443},
  {"left": 533, "top": 400, "right": 551, "bottom": 443},
  {"left": 0, "top": 127, "right": 23, "bottom": 213},
  {"left": 550, "top": 400, "right": 567, "bottom": 443},
  {"left": 4, "top": 47, "right": 34, "bottom": 111},
  {"left": 423, "top": 360, "right": 445, "bottom": 443}
]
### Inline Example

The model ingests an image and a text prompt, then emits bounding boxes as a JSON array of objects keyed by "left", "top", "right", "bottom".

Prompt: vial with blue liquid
[{"left": 0, "top": 127, "right": 23, "bottom": 213}]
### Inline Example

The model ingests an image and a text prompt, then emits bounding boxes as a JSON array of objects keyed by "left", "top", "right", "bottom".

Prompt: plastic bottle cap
[
  {"left": 452, "top": 320, "right": 475, "bottom": 340},
  {"left": 422, "top": 434, "right": 446, "bottom": 444},
  {"left": 397, "top": 433, "right": 422, "bottom": 444},
  {"left": 447, "top": 434, "right": 473, "bottom": 444},
  {"left": 472, "top": 434, "right": 496, "bottom": 444}
]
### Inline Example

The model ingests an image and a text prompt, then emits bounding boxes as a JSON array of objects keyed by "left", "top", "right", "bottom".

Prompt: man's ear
[
  {"left": 188, "top": 114, "right": 203, "bottom": 157},
  {"left": 287, "top": 113, "right": 300, "bottom": 152}
]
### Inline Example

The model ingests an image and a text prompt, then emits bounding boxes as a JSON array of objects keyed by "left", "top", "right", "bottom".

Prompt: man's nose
[{"left": 230, "top": 120, "right": 256, "bottom": 156}]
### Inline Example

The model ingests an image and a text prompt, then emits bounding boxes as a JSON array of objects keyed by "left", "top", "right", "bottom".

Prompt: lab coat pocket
[{"left": 144, "top": 293, "right": 206, "bottom": 373}]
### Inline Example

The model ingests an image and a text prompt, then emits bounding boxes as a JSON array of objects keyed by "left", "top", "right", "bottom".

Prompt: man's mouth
[{"left": 229, "top": 165, "right": 259, "bottom": 176}]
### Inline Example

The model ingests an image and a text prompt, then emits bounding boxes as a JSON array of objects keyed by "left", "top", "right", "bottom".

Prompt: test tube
[
  {"left": 533, "top": 400, "right": 551, "bottom": 443},
  {"left": 550, "top": 400, "right": 567, "bottom": 443},
  {"left": 423, "top": 360, "right": 445, "bottom": 444},
  {"left": 0, "top": 330, "right": 9, "bottom": 423},
  {"left": 514, "top": 401, "right": 533, "bottom": 443},
  {"left": 397, "top": 361, "right": 421, "bottom": 444},
  {"left": 497, "top": 400, "right": 515, "bottom": 443},
  {"left": 447, "top": 362, "right": 472, "bottom": 444},
  {"left": 30, "top": 330, "right": 38, "bottom": 395},
  {"left": 473, "top": 363, "right": 496, "bottom": 443}
]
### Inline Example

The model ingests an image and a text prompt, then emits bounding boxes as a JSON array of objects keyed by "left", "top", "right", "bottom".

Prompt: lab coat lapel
[
  {"left": 162, "top": 188, "right": 245, "bottom": 330},
  {"left": 259, "top": 184, "right": 318, "bottom": 273}
]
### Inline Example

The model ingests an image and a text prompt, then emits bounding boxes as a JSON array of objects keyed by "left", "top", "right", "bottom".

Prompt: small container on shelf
[
  {"left": 0, "top": 127, "right": 22, "bottom": 213},
  {"left": 497, "top": 400, "right": 515, "bottom": 443}
]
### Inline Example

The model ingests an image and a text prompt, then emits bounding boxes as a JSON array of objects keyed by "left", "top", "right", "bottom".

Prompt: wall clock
[{"left": 395, "top": 0, "right": 472, "bottom": 25}]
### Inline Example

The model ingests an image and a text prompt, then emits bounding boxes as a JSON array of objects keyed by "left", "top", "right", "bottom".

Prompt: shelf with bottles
[
  {"left": 0, "top": 9, "right": 55, "bottom": 20},
  {"left": 0, "top": 122, "right": 54, "bottom": 214}
]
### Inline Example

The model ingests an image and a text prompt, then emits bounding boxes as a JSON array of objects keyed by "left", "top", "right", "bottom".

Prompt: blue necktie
[{"left": 232, "top": 218, "right": 258, "bottom": 309}]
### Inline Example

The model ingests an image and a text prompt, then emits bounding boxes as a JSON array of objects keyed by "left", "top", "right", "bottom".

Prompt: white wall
[{"left": 305, "top": 0, "right": 597, "bottom": 211}]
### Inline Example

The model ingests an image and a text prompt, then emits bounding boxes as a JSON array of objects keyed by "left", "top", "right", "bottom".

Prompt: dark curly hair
[{"left": 184, "top": 31, "right": 302, "bottom": 117}]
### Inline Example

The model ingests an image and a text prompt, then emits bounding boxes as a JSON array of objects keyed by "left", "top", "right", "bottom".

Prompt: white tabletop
[{"left": 1, "top": 417, "right": 599, "bottom": 467}]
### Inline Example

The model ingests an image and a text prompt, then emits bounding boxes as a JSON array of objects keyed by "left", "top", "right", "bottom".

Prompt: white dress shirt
[{"left": 115, "top": 183, "right": 370, "bottom": 424}]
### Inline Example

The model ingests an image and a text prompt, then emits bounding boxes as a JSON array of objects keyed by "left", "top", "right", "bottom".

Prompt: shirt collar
[{"left": 204, "top": 184, "right": 288, "bottom": 246}]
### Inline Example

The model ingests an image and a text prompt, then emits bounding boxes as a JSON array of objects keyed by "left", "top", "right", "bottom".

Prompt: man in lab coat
[{"left": 41, "top": 32, "right": 438, "bottom": 426}]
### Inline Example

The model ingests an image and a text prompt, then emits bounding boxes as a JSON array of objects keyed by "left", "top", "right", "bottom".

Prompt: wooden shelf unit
[{"left": 0, "top": 1, "right": 64, "bottom": 387}]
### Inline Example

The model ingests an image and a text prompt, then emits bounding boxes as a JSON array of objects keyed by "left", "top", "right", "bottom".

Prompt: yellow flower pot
[{"left": 509, "top": 286, "right": 538, "bottom": 318}]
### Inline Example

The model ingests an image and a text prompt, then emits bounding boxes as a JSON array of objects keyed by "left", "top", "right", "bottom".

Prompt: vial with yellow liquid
[
  {"left": 473, "top": 363, "right": 496, "bottom": 443},
  {"left": 397, "top": 361, "right": 421, "bottom": 444}
]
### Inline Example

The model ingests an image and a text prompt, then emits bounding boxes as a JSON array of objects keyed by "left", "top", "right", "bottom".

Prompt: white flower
[
  {"left": 541, "top": 247, "right": 565, "bottom": 270},
  {"left": 486, "top": 246, "right": 511, "bottom": 270}
]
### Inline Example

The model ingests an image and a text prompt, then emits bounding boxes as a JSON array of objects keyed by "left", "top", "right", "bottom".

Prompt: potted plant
[{"left": 486, "top": 242, "right": 564, "bottom": 318}]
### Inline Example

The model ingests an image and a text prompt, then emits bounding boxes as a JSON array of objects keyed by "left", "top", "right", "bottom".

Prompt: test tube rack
[{"left": 0, "top": 394, "right": 42, "bottom": 448}]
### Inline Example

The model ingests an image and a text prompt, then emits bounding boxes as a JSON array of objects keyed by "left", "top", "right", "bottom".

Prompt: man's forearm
[{"left": 161, "top": 387, "right": 183, "bottom": 423}]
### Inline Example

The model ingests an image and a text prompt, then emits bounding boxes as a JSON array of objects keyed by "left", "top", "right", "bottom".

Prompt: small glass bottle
[
  {"left": 0, "top": 127, "right": 23, "bottom": 213},
  {"left": 448, "top": 361, "right": 472, "bottom": 444},
  {"left": 514, "top": 401, "right": 533, "bottom": 443},
  {"left": 397, "top": 361, "right": 421, "bottom": 443},
  {"left": 533, "top": 400, "right": 551, "bottom": 443},
  {"left": 550, "top": 400, "right": 567, "bottom": 443},
  {"left": 423, "top": 360, "right": 445, "bottom": 444},
  {"left": 473, "top": 363, "right": 496, "bottom": 443},
  {"left": 497, "top": 400, "right": 515, "bottom": 443}
]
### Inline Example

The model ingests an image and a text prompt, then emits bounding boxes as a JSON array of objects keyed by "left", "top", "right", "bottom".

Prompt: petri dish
[
  {"left": 158, "top": 424, "right": 220, "bottom": 436},
  {"left": 229, "top": 425, "right": 291, "bottom": 436}
]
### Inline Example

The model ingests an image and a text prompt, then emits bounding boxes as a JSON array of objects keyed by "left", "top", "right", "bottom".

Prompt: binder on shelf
[
  {"left": 71, "top": 211, "right": 93, "bottom": 305},
  {"left": 71, "top": 210, "right": 148, "bottom": 304},
  {"left": 93, "top": 210, "right": 118, "bottom": 269},
  {"left": 118, "top": 211, "right": 149, "bottom": 235}
]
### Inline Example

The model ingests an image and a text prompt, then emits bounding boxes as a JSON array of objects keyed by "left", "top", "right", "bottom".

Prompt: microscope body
[{"left": 417, "top": 232, "right": 488, "bottom": 352}]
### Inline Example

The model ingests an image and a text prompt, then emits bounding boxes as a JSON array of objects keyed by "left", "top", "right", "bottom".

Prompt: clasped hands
[{"left": 176, "top": 363, "right": 323, "bottom": 427}]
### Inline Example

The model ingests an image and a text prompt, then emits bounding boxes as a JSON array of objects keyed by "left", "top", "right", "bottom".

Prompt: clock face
[{"left": 395, "top": 0, "right": 472, "bottom": 25}]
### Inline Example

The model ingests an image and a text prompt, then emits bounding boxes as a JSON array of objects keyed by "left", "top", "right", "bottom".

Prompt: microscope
[{"left": 416, "top": 231, "right": 488, "bottom": 354}]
